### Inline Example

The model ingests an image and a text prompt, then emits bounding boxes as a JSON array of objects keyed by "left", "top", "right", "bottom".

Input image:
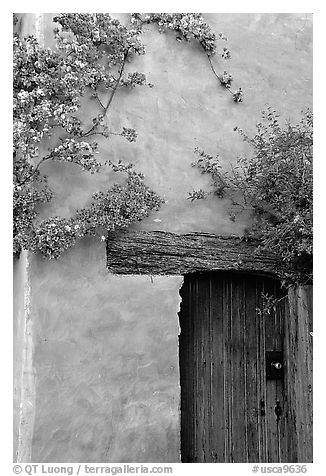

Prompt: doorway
[{"left": 178, "top": 271, "right": 291, "bottom": 463}]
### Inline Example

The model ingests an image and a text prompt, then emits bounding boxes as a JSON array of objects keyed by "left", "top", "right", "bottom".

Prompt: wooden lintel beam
[{"left": 106, "top": 230, "right": 284, "bottom": 276}]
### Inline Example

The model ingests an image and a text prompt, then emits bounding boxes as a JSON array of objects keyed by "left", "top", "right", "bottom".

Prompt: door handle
[
  {"left": 271, "top": 361, "right": 282, "bottom": 370},
  {"left": 266, "top": 351, "right": 284, "bottom": 379}
]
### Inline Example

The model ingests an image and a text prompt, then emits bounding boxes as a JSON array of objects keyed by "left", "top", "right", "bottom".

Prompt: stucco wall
[
  {"left": 13, "top": 13, "right": 313, "bottom": 463},
  {"left": 37, "top": 13, "right": 313, "bottom": 235},
  {"left": 28, "top": 240, "right": 182, "bottom": 462},
  {"left": 13, "top": 252, "right": 29, "bottom": 460}
]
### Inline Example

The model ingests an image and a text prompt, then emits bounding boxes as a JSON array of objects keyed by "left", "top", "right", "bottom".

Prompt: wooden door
[{"left": 179, "top": 271, "right": 292, "bottom": 463}]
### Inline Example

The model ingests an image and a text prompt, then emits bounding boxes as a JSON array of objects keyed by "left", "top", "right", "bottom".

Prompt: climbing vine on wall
[
  {"left": 13, "top": 13, "right": 241, "bottom": 259},
  {"left": 189, "top": 108, "right": 313, "bottom": 285},
  {"left": 131, "top": 13, "right": 243, "bottom": 102}
]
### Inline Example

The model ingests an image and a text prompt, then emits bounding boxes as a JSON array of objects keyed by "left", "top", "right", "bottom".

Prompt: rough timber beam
[{"left": 106, "top": 230, "right": 284, "bottom": 277}]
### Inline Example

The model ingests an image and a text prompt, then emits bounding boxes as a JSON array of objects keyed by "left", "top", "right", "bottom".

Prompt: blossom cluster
[
  {"left": 121, "top": 72, "right": 153, "bottom": 89},
  {"left": 51, "top": 139, "right": 102, "bottom": 173},
  {"left": 220, "top": 71, "right": 233, "bottom": 88},
  {"left": 121, "top": 127, "right": 138, "bottom": 143},
  {"left": 140, "top": 13, "right": 218, "bottom": 56},
  {"left": 33, "top": 167, "right": 164, "bottom": 259},
  {"left": 13, "top": 13, "right": 163, "bottom": 258}
]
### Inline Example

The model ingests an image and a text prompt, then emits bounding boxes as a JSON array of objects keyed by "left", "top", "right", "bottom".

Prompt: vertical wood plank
[
  {"left": 179, "top": 277, "right": 187, "bottom": 461},
  {"left": 256, "top": 277, "right": 268, "bottom": 462},
  {"left": 264, "top": 278, "right": 282, "bottom": 463},
  {"left": 275, "top": 283, "right": 290, "bottom": 464},
  {"left": 211, "top": 274, "right": 226, "bottom": 462},
  {"left": 179, "top": 275, "right": 195, "bottom": 462},
  {"left": 224, "top": 275, "right": 233, "bottom": 462},
  {"left": 230, "top": 275, "right": 247, "bottom": 462},
  {"left": 198, "top": 274, "right": 210, "bottom": 461},
  {"left": 283, "top": 290, "right": 297, "bottom": 463},
  {"left": 208, "top": 276, "right": 214, "bottom": 462},
  {"left": 194, "top": 276, "right": 199, "bottom": 461},
  {"left": 245, "top": 275, "right": 261, "bottom": 462},
  {"left": 285, "top": 286, "right": 313, "bottom": 463}
]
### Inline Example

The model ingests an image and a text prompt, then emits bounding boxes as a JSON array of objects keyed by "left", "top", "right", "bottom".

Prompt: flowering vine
[
  {"left": 13, "top": 13, "right": 162, "bottom": 258},
  {"left": 131, "top": 13, "right": 243, "bottom": 102},
  {"left": 14, "top": 13, "right": 242, "bottom": 259}
]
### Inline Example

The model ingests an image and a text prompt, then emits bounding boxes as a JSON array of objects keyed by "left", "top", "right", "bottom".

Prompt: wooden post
[{"left": 285, "top": 286, "right": 313, "bottom": 462}]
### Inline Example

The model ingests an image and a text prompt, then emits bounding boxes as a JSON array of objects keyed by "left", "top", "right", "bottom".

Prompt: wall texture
[
  {"left": 28, "top": 240, "right": 182, "bottom": 462},
  {"left": 13, "top": 13, "right": 313, "bottom": 463}
]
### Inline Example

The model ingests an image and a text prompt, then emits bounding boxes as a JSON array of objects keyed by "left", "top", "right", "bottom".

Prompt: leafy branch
[{"left": 189, "top": 108, "right": 313, "bottom": 285}]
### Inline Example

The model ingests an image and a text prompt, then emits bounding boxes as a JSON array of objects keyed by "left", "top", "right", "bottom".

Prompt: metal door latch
[{"left": 274, "top": 400, "right": 282, "bottom": 421}]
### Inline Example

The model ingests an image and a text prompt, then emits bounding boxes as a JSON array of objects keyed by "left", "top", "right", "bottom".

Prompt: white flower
[
  {"left": 17, "top": 91, "right": 29, "bottom": 102},
  {"left": 74, "top": 224, "right": 80, "bottom": 230},
  {"left": 65, "top": 225, "right": 71, "bottom": 231},
  {"left": 101, "top": 235, "right": 106, "bottom": 241}
]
